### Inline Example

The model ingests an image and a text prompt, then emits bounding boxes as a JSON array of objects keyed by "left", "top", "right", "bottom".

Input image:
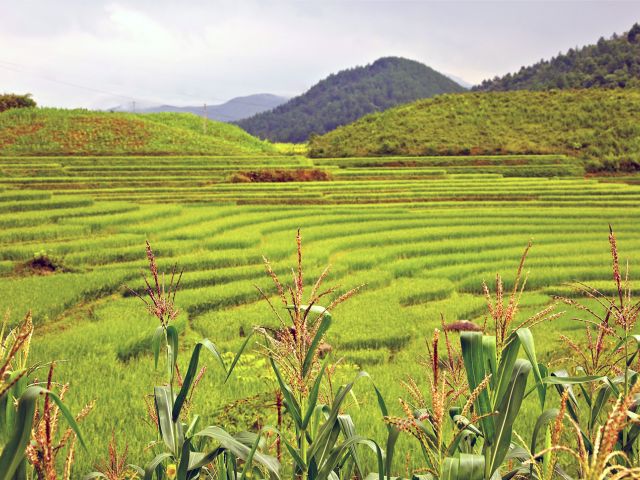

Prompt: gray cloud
[{"left": 1, "top": 0, "right": 638, "bottom": 108}]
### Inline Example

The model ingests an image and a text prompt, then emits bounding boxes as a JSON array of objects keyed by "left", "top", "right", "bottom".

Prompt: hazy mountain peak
[{"left": 108, "top": 93, "right": 289, "bottom": 122}]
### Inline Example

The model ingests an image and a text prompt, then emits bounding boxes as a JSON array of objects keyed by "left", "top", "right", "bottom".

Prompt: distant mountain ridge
[
  {"left": 237, "top": 56, "right": 465, "bottom": 143},
  {"left": 445, "top": 73, "right": 473, "bottom": 89},
  {"left": 475, "top": 23, "right": 640, "bottom": 91},
  {"left": 111, "top": 93, "right": 289, "bottom": 122}
]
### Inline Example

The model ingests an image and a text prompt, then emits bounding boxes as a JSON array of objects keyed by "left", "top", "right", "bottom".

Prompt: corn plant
[
  {"left": 257, "top": 231, "right": 385, "bottom": 480},
  {"left": 25, "top": 363, "right": 94, "bottom": 479},
  {"left": 109, "top": 242, "right": 277, "bottom": 480},
  {"left": 453, "top": 245, "right": 559, "bottom": 479},
  {"left": 0, "top": 313, "right": 86, "bottom": 480},
  {"left": 85, "top": 433, "right": 139, "bottom": 480},
  {"left": 0, "top": 312, "right": 34, "bottom": 440},
  {"left": 386, "top": 245, "right": 558, "bottom": 479},
  {"left": 384, "top": 323, "right": 475, "bottom": 478},
  {"left": 530, "top": 227, "right": 640, "bottom": 479}
]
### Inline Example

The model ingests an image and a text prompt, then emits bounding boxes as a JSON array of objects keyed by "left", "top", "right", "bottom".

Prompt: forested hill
[
  {"left": 475, "top": 23, "right": 640, "bottom": 91},
  {"left": 237, "top": 57, "right": 465, "bottom": 143}
]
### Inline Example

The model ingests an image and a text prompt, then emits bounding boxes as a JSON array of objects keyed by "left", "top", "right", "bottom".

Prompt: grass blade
[{"left": 225, "top": 331, "right": 254, "bottom": 383}]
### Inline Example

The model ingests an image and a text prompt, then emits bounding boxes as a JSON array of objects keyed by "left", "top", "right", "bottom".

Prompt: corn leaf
[
  {"left": 460, "top": 332, "right": 494, "bottom": 439},
  {"left": 144, "top": 452, "right": 174, "bottom": 480},
  {"left": 529, "top": 408, "right": 560, "bottom": 471},
  {"left": 166, "top": 325, "right": 179, "bottom": 374},
  {"left": 194, "top": 426, "right": 280, "bottom": 478},
  {"left": 155, "top": 386, "right": 183, "bottom": 455},
  {"left": 269, "top": 357, "right": 303, "bottom": 427},
  {"left": 373, "top": 385, "right": 399, "bottom": 477},
  {"left": 317, "top": 435, "right": 384, "bottom": 480},
  {"left": 0, "top": 384, "right": 88, "bottom": 480},
  {"left": 152, "top": 325, "right": 164, "bottom": 370},
  {"left": 286, "top": 304, "right": 333, "bottom": 380},
  {"left": 0, "top": 386, "right": 40, "bottom": 480},
  {"left": 442, "top": 453, "right": 485, "bottom": 480},
  {"left": 488, "top": 358, "right": 531, "bottom": 476},
  {"left": 482, "top": 335, "right": 497, "bottom": 389},
  {"left": 308, "top": 372, "right": 368, "bottom": 463},
  {"left": 172, "top": 339, "right": 226, "bottom": 422},
  {"left": 303, "top": 359, "right": 328, "bottom": 429},
  {"left": 515, "top": 328, "right": 546, "bottom": 409},
  {"left": 177, "top": 438, "right": 191, "bottom": 480}
]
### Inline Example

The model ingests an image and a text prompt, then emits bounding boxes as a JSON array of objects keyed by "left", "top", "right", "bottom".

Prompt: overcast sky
[{"left": 1, "top": 0, "right": 639, "bottom": 109}]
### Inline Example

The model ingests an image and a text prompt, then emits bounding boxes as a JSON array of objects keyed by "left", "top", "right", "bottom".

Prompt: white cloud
[{"left": 0, "top": 0, "right": 638, "bottom": 108}]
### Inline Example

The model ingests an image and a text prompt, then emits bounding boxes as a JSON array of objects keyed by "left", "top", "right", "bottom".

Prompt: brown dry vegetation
[{"left": 229, "top": 169, "right": 332, "bottom": 183}]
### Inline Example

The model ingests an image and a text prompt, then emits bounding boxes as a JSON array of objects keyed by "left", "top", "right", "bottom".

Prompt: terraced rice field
[{"left": 2, "top": 153, "right": 639, "bottom": 471}]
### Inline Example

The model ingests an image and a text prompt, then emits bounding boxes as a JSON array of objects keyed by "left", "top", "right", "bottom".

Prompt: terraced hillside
[
  {"left": 0, "top": 154, "right": 587, "bottom": 203},
  {"left": 0, "top": 108, "right": 276, "bottom": 156},
  {"left": 1, "top": 154, "right": 640, "bottom": 472}
]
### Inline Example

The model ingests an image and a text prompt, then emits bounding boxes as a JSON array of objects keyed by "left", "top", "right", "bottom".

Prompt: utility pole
[
  {"left": 203, "top": 103, "right": 207, "bottom": 134},
  {"left": 132, "top": 101, "right": 136, "bottom": 113}
]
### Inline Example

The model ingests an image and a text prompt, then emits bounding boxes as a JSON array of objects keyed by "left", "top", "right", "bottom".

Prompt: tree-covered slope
[
  {"left": 475, "top": 23, "right": 640, "bottom": 91},
  {"left": 237, "top": 57, "right": 465, "bottom": 143},
  {"left": 0, "top": 108, "right": 275, "bottom": 156},
  {"left": 308, "top": 89, "right": 640, "bottom": 171}
]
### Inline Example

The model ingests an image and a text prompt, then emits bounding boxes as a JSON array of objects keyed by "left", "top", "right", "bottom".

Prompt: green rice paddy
[{"left": 1, "top": 153, "right": 638, "bottom": 472}]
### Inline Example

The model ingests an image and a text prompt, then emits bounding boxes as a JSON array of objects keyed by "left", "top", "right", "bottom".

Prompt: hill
[
  {"left": 135, "top": 93, "right": 289, "bottom": 122},
  {"left": 475, "top": 23, "right": 640, "bottom": 91},
  {"left": 0, "top": 108, "right": 276, "bottom": 156},
  {"left": 237, "top": 56, "right": 466, "bottom": 143},
  {"left": 308, "top": 89, "right": 640, "bottom": 172}
]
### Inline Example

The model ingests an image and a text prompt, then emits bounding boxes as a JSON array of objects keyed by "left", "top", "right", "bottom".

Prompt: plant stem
[
  {"left": 164, "top": 327, "right": 179, "bottom": 457},
  {"left": 298, "top": 394, "right": 308, "bottom": 480},
  {"left": 276, "top": 391, "right": 283, "bottom": 462},
  {"left": 623, "top": 325, "right": 629, "bottom": 448}
]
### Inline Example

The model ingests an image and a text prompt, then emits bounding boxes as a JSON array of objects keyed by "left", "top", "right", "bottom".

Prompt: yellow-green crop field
[{"left": 2, "top": 153, "right": 639, "bottom": 474}]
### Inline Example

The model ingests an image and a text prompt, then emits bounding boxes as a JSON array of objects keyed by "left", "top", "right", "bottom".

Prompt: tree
[
  {"left": 628, "top": 23, "right": 640, "bottom": 43},
  {"left": 0, "top": 93, "right": 36, "bottom": 113}
]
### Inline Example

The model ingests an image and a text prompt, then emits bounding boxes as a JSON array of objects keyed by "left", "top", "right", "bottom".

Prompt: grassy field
[
  {"left": 0, "top": 108, "right": 276, "bottom": 156},
  {"left": 308, "top": 89, "right": 640, "bottom": 173},
  {"left": 2, "top": 152, "right": 640, "bottom": 474}
]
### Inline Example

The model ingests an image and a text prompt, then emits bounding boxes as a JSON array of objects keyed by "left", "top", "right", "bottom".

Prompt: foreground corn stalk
[{"left": 0, "top": 313, "right": 85, "bottom": 480}]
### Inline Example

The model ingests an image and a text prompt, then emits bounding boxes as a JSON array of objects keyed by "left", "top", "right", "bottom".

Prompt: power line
[
  {"left": 0, "top": 58, "right": 289, "bottom": 115},
  {"left": 0, "top": 60, "right": 142, "bottom": 102}
]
